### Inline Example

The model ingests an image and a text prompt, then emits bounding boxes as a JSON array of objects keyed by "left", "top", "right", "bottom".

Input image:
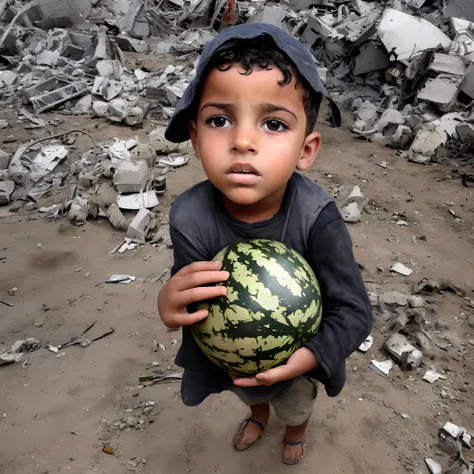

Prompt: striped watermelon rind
[{"left": 190, "top": 239, "right": 322, "bottom": 376}]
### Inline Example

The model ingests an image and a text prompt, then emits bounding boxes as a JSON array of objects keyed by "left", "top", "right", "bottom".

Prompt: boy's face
[{"left": 189, "top": 62, "right": 321, "bottom": 219}]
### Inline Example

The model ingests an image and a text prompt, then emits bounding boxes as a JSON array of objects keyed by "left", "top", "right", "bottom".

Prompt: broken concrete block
[
  {"left": 68, "top": 195, "right": 88, "bottom": 225},
  {"left": 107, "top": 204, "right": 129, "bottom": 231},
  {"left": 96, "top": 59, "right": 123, "bottom": 79},
  {"left": 385, "top": 333, "right": 423, "bottom": 369},
  {"left": 355, "top": 101, "right": 378, "bottom": 127},
  {"left": 35, "top": 50, "right": 60, "bottom": 66},
  {"left": 445, "top": 0, "right": 474, "bottom": 22},
  {"left": 303, "top": 15, "right": 335, "bottom": 44},
  {"left": 248, "top": 5, "right": 286, "bottom": 29},
  {"left": 126, "top": 1, "right": 150, "bottom": 38},
  {"left": 354, "top": 42, "right": 390, "bottom": 76},
  {"left": 135, "top": 143, "right": 156, "bottom": 168},
  {"left": 116, "top": 35, "right": 148, "bottom": 53},
  {"left": 460, "top": 64, "right": 474, "bottom": 99},
  {"left": 341, "top": 186, "right": 368, "bottom": 223},
  {"left": 30, "top": 81, "right": 89, "bottom": 114},
  {"left": 0, "top": 179, "right": 15, "bottom": 205},
  {"left": 425, "top": 458, "right": 442, "bottom": 474},
  {"left": 0, "top": 151, "right": 10, "bottom": 170},
  {"left": 288, "top": 0, "right": 324, "bottom": 11},
  {"left": 154, "top": 40, "right": 176, "bottom": 55},
  {"left": 148, "top": 127, "right": 179, "bottom": 154},
  {"left": 417, "top": 74, "right": 462, "bottom": 112},
  {"left": 93, "top": 101, "right": 108, "bottom": 118},
  {"left": 8, "top": 144, "right": 30, "bottom": 186},
  {"left": 92, "top": 77, "right": 123, "bottom": 101},
  {"left": 125, "top": 208, "right": 155, "bottom": 244},
  {"left": 408, "top": 129, "right": 446, "bottom": 163},
  {"left": 377, "top": 8, "right": 452, "bottom": 63},
  {"left": 429, "top": 53, "right": 466, "bottom": 76},
  {"left": 456, "top": 122, "right": 474, "bottom": 146},
  {"left": 375, "top": 109, "right": 404, "bottom": 133},
  {"left": 113, "top": 160, "right": 150, "bottom": 194},
  {"left": 165, "top": 84, "right": 186, "bottom": 107},
  {"left": 72, "top": 95, "right": 93, "bottom": 114},
  {"left": 0, "top": 70, "right": 18, "bottom": 86},
  {"left": 37, "top": 0, "right": 92, "bottom": 22},
  {"left": 125, "top": 107, "right": 145, "bottom": 126},
  {"left": 107, "top": 98, "right": 130, "bottom": 123},
  {"left": 117, "top": 191, "right": 158, "bottom": 210}
]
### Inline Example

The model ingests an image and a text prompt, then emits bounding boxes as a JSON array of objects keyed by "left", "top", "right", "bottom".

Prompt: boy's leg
[
  {"left": 231, "top": 387, "right": 271, "bottom": 451},
  {"left": 271, "top": 377, "right": 318, "bottom": 464}
]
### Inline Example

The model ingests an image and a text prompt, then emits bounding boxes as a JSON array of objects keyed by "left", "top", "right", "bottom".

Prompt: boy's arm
[{"left": 301, "top": 204, "right": 373, "bottom": 378}]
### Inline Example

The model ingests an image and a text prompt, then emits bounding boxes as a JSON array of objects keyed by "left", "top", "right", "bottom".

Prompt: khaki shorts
[{"left": 230, "top": 376, "right": 318, "bottom": 427}]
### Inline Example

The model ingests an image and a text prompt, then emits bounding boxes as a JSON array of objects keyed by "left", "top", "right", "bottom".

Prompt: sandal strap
[
  {"left": 245, "top": 417, "right": 265, "bottom": 432},
  {"left": 283, "top": 438, "right": 306, "bottom": 447}
]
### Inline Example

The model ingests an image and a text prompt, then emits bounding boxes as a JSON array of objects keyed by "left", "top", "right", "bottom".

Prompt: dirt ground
[{"left": 1, "top": 101, "right": 473, "bottom": 474}]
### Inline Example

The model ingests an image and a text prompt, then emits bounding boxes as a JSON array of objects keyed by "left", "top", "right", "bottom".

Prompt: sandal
[
  {"left": 233, "top": 417, "right": 265, "bottom": 452},
  {"left": 282, "top": 438, "right": 307, "bottom": 465}
]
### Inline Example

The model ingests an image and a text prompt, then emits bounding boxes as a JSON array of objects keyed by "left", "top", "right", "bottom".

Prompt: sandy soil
[{"left": 0, "top": 102, "right": 473, "bottom": 474}]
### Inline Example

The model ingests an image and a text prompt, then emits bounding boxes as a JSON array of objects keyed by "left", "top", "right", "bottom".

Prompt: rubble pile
[
  {"left": 1, "top": 0, "right": 474, "bottom": 237},
  {"left": 287, "top": 0, "right": 474, "bottom": 164}
]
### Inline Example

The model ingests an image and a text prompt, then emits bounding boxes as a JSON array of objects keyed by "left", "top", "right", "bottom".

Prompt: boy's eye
[
  {"left": 207, "top": 116, "right": 231, "bottom": 128},
  {"left": 263, "top": 119, "right": 288, "bottom": 132}
]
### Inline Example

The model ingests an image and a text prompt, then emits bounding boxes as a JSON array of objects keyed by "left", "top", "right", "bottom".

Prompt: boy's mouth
[
  {"left": 227, "top": 163, "right": 260, "bottom": 176},
  {"left": 226, "top": 162, "right": 260, "bottom": 185}
]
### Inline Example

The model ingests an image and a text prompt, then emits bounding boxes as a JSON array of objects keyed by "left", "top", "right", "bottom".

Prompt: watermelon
[{"left": 191, "top": 239, "right": 322, "bottom": 376}]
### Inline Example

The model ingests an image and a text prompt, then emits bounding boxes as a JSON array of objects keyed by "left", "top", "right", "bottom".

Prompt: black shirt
[{"left": 168, "top": 172, "right": 373, "bottom": 406}]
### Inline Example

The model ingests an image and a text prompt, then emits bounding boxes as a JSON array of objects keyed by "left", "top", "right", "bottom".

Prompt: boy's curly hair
[{"left": 203, "top": 36, "right": 322, "bottom": 136}]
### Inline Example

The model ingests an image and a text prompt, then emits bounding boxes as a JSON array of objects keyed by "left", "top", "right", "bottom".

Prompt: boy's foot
[
  {"left": 233, "top": 403, "right": 270, "bottom": 451},
  {"left": 282, "top": 438, "right": 306, "bottom": 465},
  {"left": 282, "top": 420, "right": 309, "bottom": 465}
]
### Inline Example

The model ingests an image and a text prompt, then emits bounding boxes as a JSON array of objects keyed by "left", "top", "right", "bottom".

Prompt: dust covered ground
[{"left": 1, "top": 103, "right": 473, "bottom": 474}]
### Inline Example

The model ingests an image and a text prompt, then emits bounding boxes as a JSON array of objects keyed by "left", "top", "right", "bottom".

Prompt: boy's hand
[
  {"left": 229, "top": 347, "right": 319, "bottom": 387},
  {"left": 158, "top": 261, "right": 229, "bottom": 329}
]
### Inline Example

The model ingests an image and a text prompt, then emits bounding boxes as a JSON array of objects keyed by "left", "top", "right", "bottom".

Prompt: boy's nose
[{"left": 230, "top": 127, "right": 258, "bottom": 154}]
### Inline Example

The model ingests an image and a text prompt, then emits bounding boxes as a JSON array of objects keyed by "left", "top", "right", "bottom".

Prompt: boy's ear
[
  {"left": 296, "top": 131, "right": 321, "bottom": 171},
  {"left": 189, "top": 120, "right": 200, "bottom": 158}
]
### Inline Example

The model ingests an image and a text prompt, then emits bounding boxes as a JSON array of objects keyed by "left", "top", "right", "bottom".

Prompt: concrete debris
[
  {"left": 440, "top": 422, "right": 473, "bottom": 449},
  {"left": 0, "top": 0, "right": 473, "bottom": 250},
  {"left": 0, "top": 338, "right": 41, "bottom": 366},
  {"left": 113, "top": 160, "right": 150, "bottom": 194},
  {"left": 125, "top": 208, "right": 156, "bottom": 244},
  {"left": 358, "top": 335, "right": 374, "bottom": 353},
  {"left": 390, "top": 263, "right": 413, "bottom": 276},
  {"left": 68, "top": 195, "right": 88, "bottom": 225},
  {"left": 425, "top": 458, "right": 443, "bottom": 474},
  {"left": 340, "top": 185, "right": 368, "bottom": 223},
  {"left": 105, "top": 275, "right": 136, "bottom": 284},
  {"left": 107, "top": 204, "right": 129, "bottom": 231},
  {"left": 423, "top": 369, "right": 445, "bottom": 383},
  {"left": 385, "top": 333, "right": 423, "bottom": 370},
  {"left": 0, "top": 179, "right": 15, "bottom": 205},
  {"left": 417, "top": 74, "right": 462, "bottom": 112},
  {"left": 377, "top": 9, "right": 452, "bottom": 63},
  {"left": 429, "top": 53, "right": 467, "bottom": 76},
  {"left": 117, "top": 191, "right": 159, "bottom": 210},
  {"left": 370, "top": 359, "right": 394, "bottom": 377}
]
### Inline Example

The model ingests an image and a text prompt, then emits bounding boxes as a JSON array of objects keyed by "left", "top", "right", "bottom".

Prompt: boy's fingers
[
  {"left": 178, "top": 285, "right": 227, "bottom": 306},
  {"left": 175, "top": 309, "right": 209, "bottom": 326},
  {"left": 178, "top": 261, "right": 222, "bottom": 276},
  {"left": 232, "top": 377, "right": 262, "bottom": 387},
  {"left": 178, "top": 270, "right": 229, "bottom": 291}
]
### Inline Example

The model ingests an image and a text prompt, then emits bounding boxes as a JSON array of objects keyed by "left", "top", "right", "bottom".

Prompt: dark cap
[{"left": 165, "top": 22, "right": 341, "bottom": 143}]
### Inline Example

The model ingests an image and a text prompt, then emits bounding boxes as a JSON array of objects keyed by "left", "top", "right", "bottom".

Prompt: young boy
[{"left": 157, "top": 23, "right": 373, "bottom": 465}]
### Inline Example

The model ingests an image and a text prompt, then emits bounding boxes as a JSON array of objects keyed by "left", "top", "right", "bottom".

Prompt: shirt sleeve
[
  {"left": 302, "top": 203, "right": 373, "bottom": 378},
  {"left": 168, "top": 197, "right": 214, "bottom": 277}
]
